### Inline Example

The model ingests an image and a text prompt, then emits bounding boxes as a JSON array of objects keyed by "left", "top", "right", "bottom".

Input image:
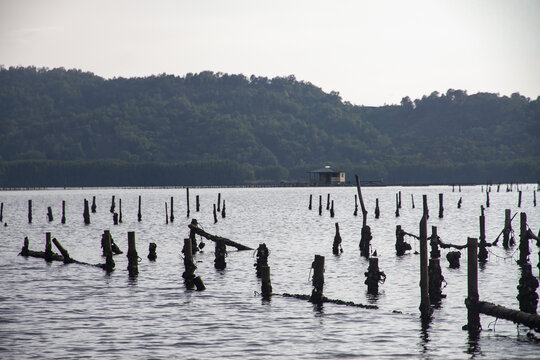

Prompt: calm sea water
[{"left": 0, "top": 185, "right": 538, "bottom": 359}]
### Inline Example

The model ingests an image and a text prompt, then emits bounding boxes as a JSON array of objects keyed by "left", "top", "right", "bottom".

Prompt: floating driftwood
[
  {"left": 188, "top": 221, "right": 253, "bottom": 250},
  {"left": 281, "top": 293, "right": 378, "bottom": 309}
]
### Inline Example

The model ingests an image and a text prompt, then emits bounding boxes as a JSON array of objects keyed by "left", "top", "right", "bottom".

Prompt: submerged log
[
  {"left": 281, "top": 293, "right": 378, "bottom": 309},
  {"left": 468, "top": 300, "right": 540, "bottom": 332},
  {"left": 188, "top": 222, "right": 253, "bottom": 250}
]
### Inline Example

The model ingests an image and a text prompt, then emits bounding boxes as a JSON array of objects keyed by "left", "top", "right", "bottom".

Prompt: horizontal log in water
[
  {"left": 188, "top": 222, "right": 252, "bottom": 250},
  {"left": 474, "top": 300, "right": 540, "bottom": 332}
]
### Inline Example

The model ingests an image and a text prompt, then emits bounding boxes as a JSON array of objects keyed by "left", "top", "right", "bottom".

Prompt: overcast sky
[{"left": 1, "top": 0, "right": 539, "bottom": 106}]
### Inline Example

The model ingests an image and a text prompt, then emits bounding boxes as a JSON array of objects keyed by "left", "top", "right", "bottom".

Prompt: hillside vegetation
[{"left": 0, "top": 66, "right": 538, "bottom": 186}]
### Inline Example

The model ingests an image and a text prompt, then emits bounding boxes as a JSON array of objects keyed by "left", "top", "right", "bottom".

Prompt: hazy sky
[{"left": 1, "top": 0, "right": 539, "bottom": 105}]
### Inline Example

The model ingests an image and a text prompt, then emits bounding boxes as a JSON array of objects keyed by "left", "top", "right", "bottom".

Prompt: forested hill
[{"left": 0, "top": 66, "right": 539, "bottom": 186}]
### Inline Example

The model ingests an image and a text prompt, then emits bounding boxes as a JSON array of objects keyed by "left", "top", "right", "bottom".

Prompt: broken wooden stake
[
  {"left": 91, "top": 196, "right": 96, "bottom": 213},
  {"left": 148, "top": 242, "right": 157, "bottom": 261},
  {"left": 309, "top": 255, "right": 325, "bottom": 304},
  {"left": 332, "top": 223, "right": 342, "bottom": 255},
  {"left": 374, "top": 198, "right": 380, "bottom": 219},
  {"left": 446, "top": 251, "right": 461, "bottom": 268},
  {"left": 101, "top": 230, "right": 115, "bottom": 272},
  {"left": 83, "top": 199, "right": 90, "bottom": 225},
  {"left": 419, "top": 215, "right": 432, "bottom": 317},
  {"left": 52, "top": 237, "right": 72, "bottom": 264},
  {"left": 365, "top": 257, "right": 385, "bottom": 295},
  {"left": 309, "top": 194, "right": 312, "bottom": 210},
  {"left": 188, "top": 221, "right": 253, "bottom": 250},
  {"left": 28, "top": 200, "right": 32, "bottom": 224},
  {"left": 170, "top": 196, "right": 174, "bottom": 222},
  {"left": 196, "top": 195, "right": 200, "bottom": 212},
  {"left": 186, "top": 188, "right": 190, "bottom": 218},
  {"left": 213, "top": 204, "right": 218, "bottom": 224},
  {"left": 438, "top": 193, "right": 444, "bottom": 218},
  {"left": 254, "top": 243, "right": 269, "bottom": 277},
  {"left": 47, "top": 206, "right": 53, "bottom": 222},
  {"left": 110, "top": 195, "right": 115, "bottom": 213},
  {"left": 261, "top": 265, "right": 272, "bottom": 298},
  {"left": 214, "top": 239, "right": 227, "bottom": 270},
  {"left": 119, "top": 199, "right": 122, "bottom": 223},
  {"left": 137, "top": 196, "right": 142, "bottom": 222},
  {"left": 127, "top": 231, "right": 138, "bottom": 277},
  {"left": 330, "top": 200, "right": 334, "bottom": 218},
  {"left": 221, "top": 200, "right": 226, "bottom": 218},
  {"left": 395, "top": 225, "right": 411, "bottom": 256},
  {"left": 217, "top": 193, "right": 221, "bottom": 212},
  {"left": 61, "top": 201, "right": 66, "bottom": 224},
  {"left": 318, "top": 195, "right": 322, "bottom": 216}
]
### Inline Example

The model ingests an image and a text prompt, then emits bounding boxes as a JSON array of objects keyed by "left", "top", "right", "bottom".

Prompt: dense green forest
[{"left": 0, "top": 66, "right": 538, "bottom": 186}]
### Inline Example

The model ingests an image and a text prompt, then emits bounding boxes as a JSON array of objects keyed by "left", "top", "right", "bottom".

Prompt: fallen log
[
  {"left": 188, "top": 222, "right": 253, "bottom": 250},
  {"left": 472, "top": 300, "right": 540, "bottom": 332},
  {"left": 281, "top": 293, "right": 378, "bottom": 309}
]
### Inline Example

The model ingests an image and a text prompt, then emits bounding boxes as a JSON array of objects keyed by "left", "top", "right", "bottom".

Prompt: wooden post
[
  {"left": 411, "top": 194, "right": 415, "bottom": 209},
  {"left": 419, "top": 215, "right": 431, "bottom": 317},
  {"left": 330, "top": 200, "right": 334, "bottom": 218},
  {"left": 113, "top": 212, "right": 119, "bottom": 225},
  {"left": 45, "top": 232, "right": 53, "bottom": 262},
  {"left": 261, "top": 265, "right": 272, "bottom": 298},
  {"left": 486, "top": 191, "right": 490, "bottom": 208},
  {"left": 61, "top": 201, "right": 66, "bottom": 224},
  {"left": 310, "top": 255, "right": 325, "bottom": 304},
  {"left": 165, "top": 203, "right": 169, "bottom": 224},
  {"left": 459, "top": 184, "right": 461, "bottom": 192},
  {"left": 170, "top": 197, "right": 174, "bottom": 222},
  {"left": 183, "top": 238, "right": 194, "bottom": 289},
  {"left": 502, "top": 209, "right": 511, "bottom": 249},
  {"left": 186, "top": 188, "right": 190, "bottom": 218},
  {"left": 318, "top": 195, "right": 322, "bottom": 216},
  {"left": 365, "top": 257, "right": 385, "bottom": 295},
  {"left": 374, "top": 198, "right": 380, "bottom": 219},
  {"left": 110, "top": 195, "right": 115, "bottom": 213},
  {"left": 398, "top": 191, "right": 402, "bottom": 208},
  {"left": 478, "top": 213, "right": 488, "bottom": 262},
  {"left": 452, "top": 184, "right": 455, "bottom": 192},
  {"left": 255, "top": 243, "right": 270, "bottom": 277},
  {"left": 221, "top": 200, "right": 226, "bottom": 218},
  {"left": 518, "top": 212, "right": 529, "bottom": 265},
  {"left": 83, "top": 199, "right": 90, "bottom": 225},
  {"left": 102, "top": 230, "right": 115, "bottom": 272},
  {"left": 466, "top": 237, "right": 480, "bottom": 331},
  {"left": 213, "top": 204, "right": 218, "bottom": 224},
  {"left": 28, "top": 200, "right": 32, "bottom": 223},
  {"left": 355, "top": 175, "right": 371, "bottom": 258},
  {"left": 430, "top": 226, "right": 440, "bottom": 259},
  {"left": 217, "top": 193, "right": 221, "bottom": 212},
  {"left": 457, "top": 197, "right": 462, "bottom": 209},
  {"left": 0, "top": 202, "right": 3, "bottom": 223},
  {"left": 332, "top": 222, "right": 342, "bottom": 255},
  {"left": 534, "top": 191, "right": 537, "bottom": 207},
  {"left": 429, "top": 227, "right": 444, "bottom": 303},
  {"left": 214, "top": 239, "right": 227, "bottom": 270},
  {"left": 395, "top": 194, "right": 400, "bottom": 217},
  {"left": 309, "top": 194, "right": 312, "bottom": 210},
  {"left": 354, "top": 174, "right": 367, "bottom": 228},
  {"left": 47, "top": 206, "right": 54, "bottom": 222},
  {"left": 196, "top": 195, "right": 200, "bottom": 212},
  {"left": 422, "top": 195, "right": 429, "bottom": 219},
  {"left": 118, "top": 199, "right": 122, "bottom": 223},
  {"left": 91, "top": 196, "right": 96, "bottom": 213},
  {"left": 326, "top": 193, "right": 330, "bottom": 210},
  {"left": 438, "top": 193, "right": 443, "bottom": 218},
  {"left": 518, "top": 190, "right": 522, "bottom": 207},
  {"left": 137, "top": 195, "right": 142, "bottom": 222},
  {"left": 395, "top": 225, "right": 411, "bottom": 256},
  {"left": 148, "top": 242, "right": 157, "bottom": 261},
  {"left": 127, "top": 231, "right": 138, "bottom": 277},
  {"left": 354, "top": 195, "right": 358, "bottom": 216}
]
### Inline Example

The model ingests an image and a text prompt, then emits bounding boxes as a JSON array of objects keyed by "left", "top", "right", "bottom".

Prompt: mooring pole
[
  {"left": 28, "top": 200, "right": 32, "bottom": 224},
  {"left": 310, "top": 255, "right": 325, "bottom": 304},
  {"left": 196, "top": 195, "right": 200, "bottom": 212},
  {"left": 261, "top": 265, "right": 272, "bottom": 299},
  {"left": 91, "top": 196, "right": 96, "bottom": 213},
  {"left": 319, "top": 195, "right": 322, "bottom": 216},
  {"left": 186, "top": 188, "right": 190, "bottom": 218},
  {"left": 217, "top": 193, "right": 221, "bottom": 212},
  {"left": 422, "top": 195, "right": 429, "bottom": 219},
  {"left": 137, "top": 196, "right": 142, "bottom": 222},
  {"left": 466, "top": 237, "right": 480, "bottom": 331},
  {"left": 419, "top": 215, "right": 431, "bottom": 317},
  {"left": 374, "top": 198, "right": 380, "bottom": 219},
  {"left": 170, "top": 196, "right": 174, "bottom": 222},
  {"left": 518, "top": 212, "right": 529, "bottom": 265},
  {"left": 61, "top": 201, "right": 66, "bottom": 224},
  {"left": 127, "top": 231, "right": 138, "bottom": 277},
  {"left": 102, "top": 230, "right": 115, "bottom": 272},
  {"left": 45, "top": 232, "right": 53, "bottom": 262},
  {"left": 309, "top": 194, "right": 312, "bottom": 210},
  {"left": 438, "top": 193, "right": 443, "bottom": 218}
]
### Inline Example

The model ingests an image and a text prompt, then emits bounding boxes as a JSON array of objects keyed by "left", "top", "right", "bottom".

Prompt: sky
[{"left": 1, "top": 0, "right": 539, "bottom": 106}]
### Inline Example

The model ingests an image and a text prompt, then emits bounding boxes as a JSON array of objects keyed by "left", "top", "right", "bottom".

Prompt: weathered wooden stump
[
  {"left": 465, "top": 237, "right": 480, "bottom": 331},
  {"left": 446, "top": 251, "right": 461, "bottom": 268},
  {"left": 213, "top": 204, "right": 218, "bottom": 224},
  {"left": 326, "top": 193, "right": 330, "bottom": 211},
  {"left": 330, "top": 200, "right": 334, "bottom": 218},
  {"left": 478, "top": 213, "right": 488, "bottom": 263},
  {"left": 457, "top": 197, "right": 462, "bottom": 209},
  {"left": 395, "top": 194, "right": 400, "bottom": 217},
  {"left": 83, "top": 199, "right": 91, "bottom": 225},
  {"left": 359, "top": 225, "right": 372, "bottom": 258},
  {"left": 254, "top": 243, "right": 269, "bottom": 277},
  {"left": 518, "top": 190, "right": 522, "bottom": 208},
  {"left": 196, "top": 195, "right": 200, "bottom": 212},
  {"left": 517, "top": 263, "right": 539, "bottom": 314},
  {"left": 354, "top": 195, "right": 358, "bottom": 216},
  {"left": 364, "top": 257, "right": 385, "bottom": 295},
  {"left": 374, "top": 198, "right": 380, "bottom": 219},
  {"left": 137, "top": 195, "right": 142, "bottom": 222},
  {"left": 221, "top": 200, "right": 226, "bottom": 218},
  {"left": 45, "top": 232, "right": 54, "bottom": 262},
  {"left": 61, "top": 201, "right": 66, "bottom": 224},
  {"left": 422, "top": 195, "right": 429, "bottom": 219},
  {"left": 165, "top": 202, "right": 169, "bottom": 224},
  {"left": 52, "top": 237, "right": 72, "bottom": 264},
  {"left": 332, "top": 223, "right": 342, "bottom": 255},
  {"left": 91, "top": 196, "right": 96, "bottom": 213},
  {"left": 101, "top": 230, "right": 115, "bottom": 272},
  {"left": 148, "top": 242, "right": 157, "bottom": 261},
  {"left": 113, "top": 212, "right": 119, "bottom": 225},
  {"left": 217, "top": 193, "right": 221, "bottom": 212},
  {"left": 419, "top": 215, "right": 432, "bottom": 317},
  {"left": 261, "top": 265, "right": 272, "bottom": 298},
  {"left": 395, "top": 225, "right": 411, "bottom": 256},
  {"left": 118, "top": 199, "right": 122, "bottom": 223},
  {"left": 214, "top": 239, "right": 227, "bottom": 270},
  {"left": 47, "top": 206, "right": 54, "bottom": 222},
  {"left": 318, "top": 195, "right": 322, "bottom": 216},
  {"left": 502, "top": 209, "right": 512, "bottom": 249},
  {"left": 438, "top": 193, "right": 444, "bottom": 218},
  {"left": 110, "top": 195, "right": 115, "bottom": 213},
  {"left": 411, "top": 194, "right": 415, "bottom": 209},
  {"left": 309, "top": 194, "right": 312, "bottom": 210},
  {"left": 127, "top": 231, "right": 138, "bottom": 277},
  {"left": 518, "top": 213, "right": 529, "bottom": 265},
  {"left": 309, "top": 255, "right": 325, "bottom": 304}
]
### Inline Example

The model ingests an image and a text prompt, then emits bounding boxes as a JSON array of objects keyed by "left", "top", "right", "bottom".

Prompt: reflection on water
[{"left": 0, "top": 185, "right": 538, "bottom": 359}]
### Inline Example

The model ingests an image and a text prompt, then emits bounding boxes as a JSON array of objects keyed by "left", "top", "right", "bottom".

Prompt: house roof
[{"left": 309, "top": 167, "right": 342, "bottom": 173}]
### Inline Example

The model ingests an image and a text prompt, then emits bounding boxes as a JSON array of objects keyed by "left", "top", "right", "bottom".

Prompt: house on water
[{"left": 308, "top": 166, "right": 346, "bottom": 185}]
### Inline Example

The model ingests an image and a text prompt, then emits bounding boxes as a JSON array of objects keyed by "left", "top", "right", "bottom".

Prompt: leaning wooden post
[
  {"left": 261, "top": 265, "right": 273, "bottom": 299},
  {"left": 47, "top": 206, "right": 54, "bottom": 222},
  {"left": 0, "top": 202, "right": 3, "bottom": 223},
  {"left": 466, "top": 237, "right": 480, "bottom": 331},
  {"left": 354, "top": 195, "right": 358, "bottom": 216},
  {"left": 518, "top": 212, "right": 529, "bottom": 265},
  {"left": 438, "top": 193, "right": 444, "bottom": 218},
  {"left": 137, "top": 195, "right": 142, "bottom": 222},
  {"left": 170, "top": 197, "right": 174, "bottom": 222},
  {"left": 52, "top": 237, "right": 72, "bottom": 264},
  {"left": 61, "top": 201, "right": 66, "bottom": 224},
  {"left": 310, "top": 255, "right": 325, "bottom": 304},
  {"left": 45, "top": 232, "right": 53, "bottom": 262},
  {"left": 186, "top": 188, "right": 190, "bottom": 218},
  {"left": 102, "top": 230, "right": 115, "bottom": 272},
  {"left": 28, "top": 200, "right": 32, "bottom": 223},
  {"left": 318, "top": 195, "right": 322, "bottom": 216},
  {"left": 309, "top": 194, "right": 313, "bottom": 210},
  {"left": 355, "top": 174, "right": 371, "bottom": 258},
  {"left": 165, "top": 203, "right": 169, "bottom": 224},
  {"left": 419, "top": 215, "right": 431, "bottom": 317},
  {"left": 127, "top": 231, "right": 138, "bottom": 277},
  {"left": 213, "top": 204, "right": 218, "bottom": 224},
  {"left": 411, "top": 194, "right": 415, "bottom": 209},
  {"left": 91, "top": 196, "right": 96, "bottom": 213},
  {"left": 502, "top": 209, "right": 511, "bottom": 249},
  {"left": 326, "top": 193, "right": 330, "bottom": 210},
  {"left": 196, "top": 195, "right": 200, "bottom": 212}
]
